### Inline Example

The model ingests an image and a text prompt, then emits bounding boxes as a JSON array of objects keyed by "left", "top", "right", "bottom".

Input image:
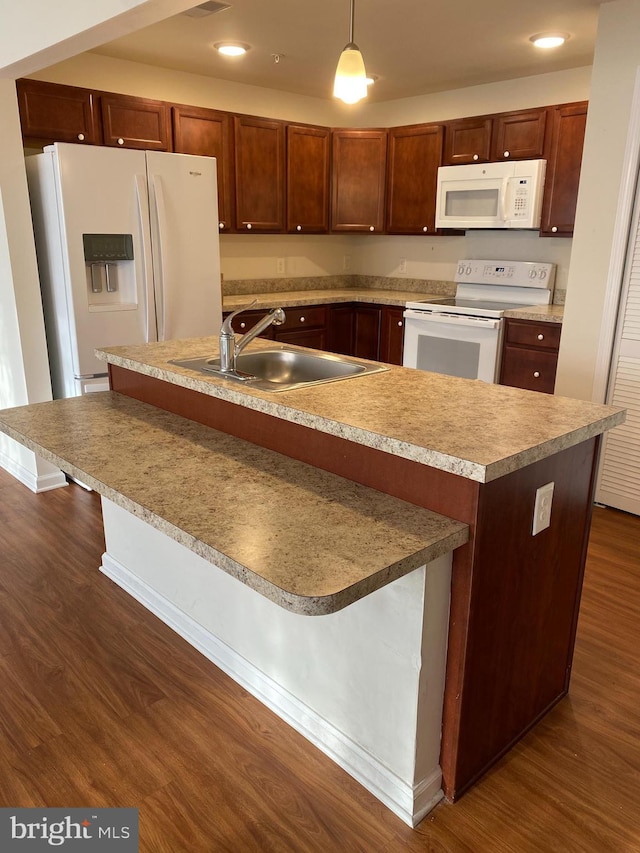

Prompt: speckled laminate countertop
[
  {"left": 0, "top": 393, "right": 468, "bottom": 615},
  {"left": 96, "top": 337, "right": 623, "bottom": 483},
  {"left": 503, "top": 304, "right": 564, "bottom": 323},
  {"left": 222, "top": 288, "right": 444, "bottom": 311}
]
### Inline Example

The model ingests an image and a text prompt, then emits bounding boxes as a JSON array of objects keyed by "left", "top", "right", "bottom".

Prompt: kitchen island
[{"left": 0, "top": 335, "right": 623, "bottom": 826}]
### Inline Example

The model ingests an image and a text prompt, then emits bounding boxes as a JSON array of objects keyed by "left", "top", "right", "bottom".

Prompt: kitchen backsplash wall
[{"left": 222, "top": 275, "right": 456, "bottom": 297}]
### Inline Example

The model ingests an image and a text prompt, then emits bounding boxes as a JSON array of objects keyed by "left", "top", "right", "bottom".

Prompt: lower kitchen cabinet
[
  {"left": 352, "top": 305, "right": 382, "bottom": 360},
  {"left": 327, "top": 305, "right": 355, "bottom": 355},
  {"left": 379, "top": 306, "right": 405, "bottom": 365},
  {"left": 272, "top": 305, "right": 327, "bottom": 350},
  {"left": 499, "top": 318, "right": 561, "bottom": 393}
]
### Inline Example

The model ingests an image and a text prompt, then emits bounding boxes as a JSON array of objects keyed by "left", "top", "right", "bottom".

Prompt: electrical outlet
[
  {"left": 532, "top": 482, "right": 554, "bottom": 535},
  {"left": 399, "top": 258, "right": 407, "bottom": 273},
  {"left": 276, "top": 257, "right": 285, "bottom": 275},
  {"left": 343, "top": 254, "right": 352, "bottom": 271}
]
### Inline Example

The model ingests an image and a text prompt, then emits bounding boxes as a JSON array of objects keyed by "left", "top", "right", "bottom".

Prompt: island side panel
[{"left": 441, "top": 437, "right": 599, "bottom": 799}]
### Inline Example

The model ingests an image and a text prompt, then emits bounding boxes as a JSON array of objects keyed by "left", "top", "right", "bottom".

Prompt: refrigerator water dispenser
[{"left": 83, "top": 233, "right": 136, "bottom": 310}]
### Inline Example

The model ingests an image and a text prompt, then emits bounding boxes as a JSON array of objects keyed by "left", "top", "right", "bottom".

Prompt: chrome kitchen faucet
[{"left": 219, "top": 302, "right": 286, "bottom": 372}]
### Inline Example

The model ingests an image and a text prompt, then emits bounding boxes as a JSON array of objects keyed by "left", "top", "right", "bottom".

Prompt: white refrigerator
[{"left": 26, "top": 142, "right": 222, "bottom": 398}]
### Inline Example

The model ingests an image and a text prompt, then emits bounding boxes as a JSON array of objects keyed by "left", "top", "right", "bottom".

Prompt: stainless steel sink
[{"left": 171, "top": 347, "right": 388, "bottom": 392}]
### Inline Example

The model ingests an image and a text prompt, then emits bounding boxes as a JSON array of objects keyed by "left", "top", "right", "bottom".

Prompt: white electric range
[{"left": 403, "top": 259, "right": 556, "bottom": 382}]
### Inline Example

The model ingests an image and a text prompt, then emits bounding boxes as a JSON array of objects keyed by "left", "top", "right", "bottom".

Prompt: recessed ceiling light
[
  {"left": 530, "top": 33, "right": 569, "bottom": 49},
  {"left": 214, "top": 42, "right": 250, "bottom": 57}
]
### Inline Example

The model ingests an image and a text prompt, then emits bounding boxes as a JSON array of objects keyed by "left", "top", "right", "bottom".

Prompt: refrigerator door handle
[
  {"left": 134, "top": 174, "right": 156, "bottom": 342},
  {"left": 150, "top": 174, "right": 169, "bottom": 341}
]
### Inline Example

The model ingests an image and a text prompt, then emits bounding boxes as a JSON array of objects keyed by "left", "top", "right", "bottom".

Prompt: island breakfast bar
[{"left": 0, "top": 334, "right": 624, "bottom": 825}]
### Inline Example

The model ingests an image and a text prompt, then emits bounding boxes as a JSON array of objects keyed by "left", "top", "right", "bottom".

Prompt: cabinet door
[
  {"left": 172, "top": 105, "right": 234, "bottom": 232},
  {"left": 101, "top": 94, "right": 172, "bottom": 151},
  {"left": 491, "top": 108, "right": 548, "bottom": 161},
  {"left": 223, "top": 309, "right": 275, "bottom": 339},
  {"left": 499, "top": 319, "right": 561, "bottom": 394},
  {"left": 16, "top": 79, "right": 100, "bottom": 145},
  {"left": 234, "top": 116, "right": 285, "bottom": 232},
  {"left": 331, "top": 130, "right": 387, "bottom": 232},
  {"left": 540, "top": 102, "right": 588, "bottom": 237},
  {"left": 353, "top": 305, "right": 382, "bottom": 360},
  {"left": 443, "top": 117, "right": 492, "bottom": 165},
  {"left": 274, "top": 327, "right": 327, "bottom": 350},
  {"left": 386, "top": 124, "right": 444, "bottom": 235},
  {"left": 379, "top": 306, "right": 405, "bottom": 365},
  {"left": 286, "top": 125, "right": 330, "bottom": 233},
  {"left": 327, "top": 305, "right": 355, "bottom": 355}
]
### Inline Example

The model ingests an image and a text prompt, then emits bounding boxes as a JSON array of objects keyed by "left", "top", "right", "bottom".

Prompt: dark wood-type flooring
[{"left": 0, "top": 466, "right": 638, "bottom": 852}]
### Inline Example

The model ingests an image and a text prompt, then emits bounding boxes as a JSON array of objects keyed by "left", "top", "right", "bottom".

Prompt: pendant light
[{"left": 333, "top": 0, "right": 368, "bottom": 105}]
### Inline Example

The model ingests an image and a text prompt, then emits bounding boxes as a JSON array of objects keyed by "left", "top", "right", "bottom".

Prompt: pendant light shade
[{"left": 333, "top": 0, "right": 368, "bottom": 104}]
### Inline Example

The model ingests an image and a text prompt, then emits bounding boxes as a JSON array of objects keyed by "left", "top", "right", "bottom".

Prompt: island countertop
[
  {"left": 97, "top": 337, "right": 624, "bottom": 484},
  {"left": 0, "top": 392, "right": 468, "bottom": 615}
]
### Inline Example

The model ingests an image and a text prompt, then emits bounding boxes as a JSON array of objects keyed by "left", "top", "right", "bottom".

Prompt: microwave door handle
[{"left": 500, "top": 176, "right": 511, "bottom": 223}]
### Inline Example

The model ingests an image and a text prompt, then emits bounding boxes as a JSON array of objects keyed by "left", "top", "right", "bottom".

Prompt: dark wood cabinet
[
  {"left": 16, "top": 79, "right": 101, "bottom": 146},
  {"left": 500, "top": 319, "right": 562, "bottom": 393},
  {"left": 224, "top": 309, "right": 275, "bottom": 339},
  {"left": 352, "top": 305, "right": 381, "bottom": 360},
  {"left": 444, "top": 107, "right": 547, "bottom": 165},
  {"left": 490, "top": 108, "right": 548, "bottom": 161},
  {"left": 443, "top": 116, "right": 493, "bottom": 165},
  {"left": 379, "top": 306, "right": 405, "bottom": 365},
  {"left": 273, "top": 305, "right": 327, "bottom": 350},
  {"left": 100, "top": 94, "right": 172, "bottom": 151},
  {"left": 327, "top": 305, "right": 355, "bottom": 355},
  {"left": 540, "top": 102, "right": 588, "bottom": 237},
  {"left": 331, "top": 130, "right": 387, "bottom": 232},
  {"left": 386, "top": 123, "right": 444, "bottom": 235},
  {"left": 171, "top": 104, "right": 234, "bottom": 232},
  {"left": 286, "top": 124, "right": 330, "bottom": 233},
  {"left": 233, "top": 115, "right": 285, "bottom": 232}
]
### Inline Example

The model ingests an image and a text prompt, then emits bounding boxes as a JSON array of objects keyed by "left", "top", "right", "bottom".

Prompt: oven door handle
[{"left": 403, "top": 309, "right": 501, "bottom": 329}]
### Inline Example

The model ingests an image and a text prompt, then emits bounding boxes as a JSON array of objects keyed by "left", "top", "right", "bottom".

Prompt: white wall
[{"left": 556, "top": 0, "right": 640, "bottom": 401}]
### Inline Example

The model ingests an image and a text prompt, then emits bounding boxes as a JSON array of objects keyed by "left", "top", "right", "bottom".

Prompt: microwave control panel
[{"left": 455, "top": 259, "right": 557, "bottom": 289}]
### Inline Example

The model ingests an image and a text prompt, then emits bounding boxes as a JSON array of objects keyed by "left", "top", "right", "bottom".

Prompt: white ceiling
[{"left": 91, "top": 0, "right": 608, "bottom": 103}]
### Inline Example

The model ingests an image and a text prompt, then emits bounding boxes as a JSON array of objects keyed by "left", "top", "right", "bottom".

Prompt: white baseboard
[
  {"left": 101, "top": 552, "right": 443, "bottom": 827},
  {"left": 0, "top": 449, "right": 67, "bottom": 492}
]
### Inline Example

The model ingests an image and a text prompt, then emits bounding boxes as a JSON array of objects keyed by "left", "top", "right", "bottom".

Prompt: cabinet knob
[
  {"left": 533, "top": 371, "right": 541, "bottom": 378},
  {"left": 299, "top": 316, "right": 305, "bottom": 323},
  {"left": 551, "top": 226, "right": 558, "bottom": 233},
  {"left": 117, "top": 138, "right": 124, "bottom": 146},
  {"left": 77, "top": 133, "right": 85, "bottom": 142},
  {"left": 537, "top": 333, "right": 544, "bottom": 341},
  {"left": 473, "top": 154, "right": 479, "bottom": 161},
  {"left": 503, "top": 150, "right": 510, "bottom": 158},
  {"left": 296, "top": 225, "right": 302, "bottom": 232},
  {"left": 369, "top": 226, "right": 375, "bottom": 231},
  {"left": 397, "top": 320, "right": 403, "bottom": 327},
  {"left": 219, "top": 222, "right": 225, "bottom": 230},
  {"left": 240, "top": 322, "right": 247, "bottom": 329},
  {"left": 246, "top": 223, "right": 252, "bottom": 230},
  {"left": 422, "top": 226, "right": 428, "bottom": 232}
]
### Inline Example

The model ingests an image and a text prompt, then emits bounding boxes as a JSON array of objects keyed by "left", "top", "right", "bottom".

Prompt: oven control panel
[{"left": 455, "top": 260, "right": 556, "bottom": 289}]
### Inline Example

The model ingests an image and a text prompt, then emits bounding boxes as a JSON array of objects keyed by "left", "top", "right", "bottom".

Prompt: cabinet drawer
[
  {"left": 500, "top": 346, "right": 558, "bottom": 394},
  {"left": 505, "top": 319, "right": 561, "bottom": 350},
  {"left": 277, "top": 305, "right": 327, "bottom": 331}
]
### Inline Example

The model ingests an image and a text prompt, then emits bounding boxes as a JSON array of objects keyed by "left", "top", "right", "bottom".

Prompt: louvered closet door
[{"left": 596, "top": 206, "right": 640, "bottom": 514}]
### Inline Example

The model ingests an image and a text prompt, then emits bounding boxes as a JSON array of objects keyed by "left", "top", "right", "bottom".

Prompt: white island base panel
[{"left": 100, "top": 498, "right": 453, "bottom": 827}]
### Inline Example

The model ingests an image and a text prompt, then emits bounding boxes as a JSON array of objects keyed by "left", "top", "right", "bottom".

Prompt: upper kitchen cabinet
[
  {"left": 331, "top": 129, "right": 387, "bottom": 233},
  {"left": 443, "top": 107, "right": 548, "bottom": 165},
  {"left": 539, "top": 102, "right": 588, "bottom": 237},
  {"left": 286, "top": 124, "right": 330, "bottom": 233},
  {"left": 386, "top": 123, "right": 444, "bottom": 235},
  {"left": 16, "top": 79, "right": 101, "bottom": 147},
  {"left": 100, "top": 94, "right": 172, "bottom": 151},
  {"left": 172, "top": 104, "right": 234, "bottom": 232},
  {"left": 233, "top": 116, "right": 285, "bottom": 232},
  {"left": 443, "top": 116, "right": 492, "bottom": 164},
  {"left": 490, "top": 108, "right": 548, "bottom": 161}
]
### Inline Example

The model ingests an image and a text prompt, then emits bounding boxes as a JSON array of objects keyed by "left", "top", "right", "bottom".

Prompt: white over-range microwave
[{"left": 435, "top": 159, "right": 546, "bottom": 230}]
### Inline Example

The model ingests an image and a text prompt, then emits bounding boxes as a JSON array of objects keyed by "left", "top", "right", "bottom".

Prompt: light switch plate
[{"left": 532, "top": 482, "right": 554, "bottom": 535}]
